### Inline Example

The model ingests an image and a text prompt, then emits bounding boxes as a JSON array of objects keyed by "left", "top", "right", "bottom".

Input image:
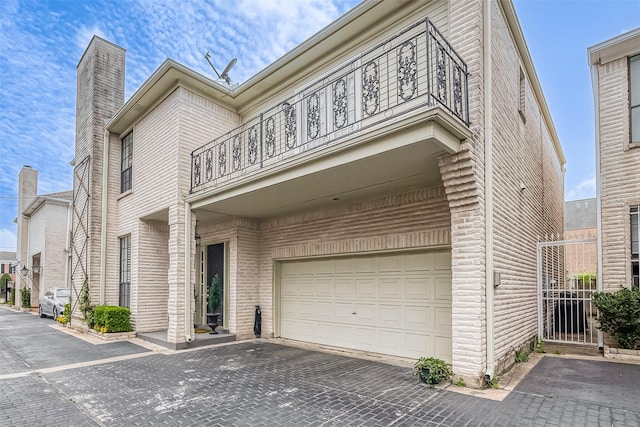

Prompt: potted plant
[
  {"left": 413, "top": 357, "right": 454, "bottom": 387},
  {"left": 206, "top": 274, "right": 222, "bottom": 334}
]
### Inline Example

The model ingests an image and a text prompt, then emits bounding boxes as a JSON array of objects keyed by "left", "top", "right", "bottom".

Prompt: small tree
[
  {"left": 0, "top": 273, "right": 10, "bottom": 295},
  {"left": 21, "top": 287, "right": 31, "bottom": 308},
  {"left": 592, "top": 287, "right": 640, "bottom": 349},
  {"left": 79, "top": 279, "right": 91, "bottom": 320}
]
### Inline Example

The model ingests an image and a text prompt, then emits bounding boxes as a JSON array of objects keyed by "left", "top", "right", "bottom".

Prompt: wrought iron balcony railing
[{"left": 191, "top": 18, "right": 469, "bottom": 193}]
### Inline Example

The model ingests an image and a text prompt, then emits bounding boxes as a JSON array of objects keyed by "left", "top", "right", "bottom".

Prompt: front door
[{"left": 207, "top": 243, "right": 225, "bottom": 326}]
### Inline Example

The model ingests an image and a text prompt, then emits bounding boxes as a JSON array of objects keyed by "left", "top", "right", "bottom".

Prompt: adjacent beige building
[
  {"left": 71, "top": 0, "right": 565, "bottom": 384},
  {"left": 14, "top": 165, "right": 72, "bottom": 308},
  {"left": 589, "top": 28, "right": 640, "bottom": 290}
]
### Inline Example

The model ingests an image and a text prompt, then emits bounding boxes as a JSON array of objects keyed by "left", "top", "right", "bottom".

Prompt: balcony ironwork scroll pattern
[
  {"left": 284, "top": 103, "right": 297, "bottom": 148},
  {"left": 362, "top": 61, "right": 379, "bottom": 117},
  {"left": 191, "top": 19, "right": 469, "bottom": 193},
  {"left": 333, "top": 79, "right": 348, "bottom": 129},
  {"left": 398, "top": 40, "right": 417, "bottom": 101}
]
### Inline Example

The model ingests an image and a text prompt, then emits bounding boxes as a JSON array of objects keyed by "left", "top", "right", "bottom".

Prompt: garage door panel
[
  {"left": 378, "top": 329, "right": 403, "bottom": 353},
  {"left": 316, "top": 301, "right": 335, "bottom": 320},
  {"left": 354, "top": 303, "right": 376, "bottom": 323},
  {"left": 379, "top": 254, "right": 403, "bottom": 272},
  {"left": 356, "top": 279, "right": 376, "bottom": 298},
  {"left": 405, "top": 252, "right": 434, "bottom": 271},
  {"left": 379, "top": 304, "right": 402, "bottom": 323},
  {"left": 434, "top": 306, "right": 452, "bottom": 330},
  {"left": 355, "top": 257, "right": 376, "bottom": 273},
  {"left": 380, "top": 278, "right": 403, "bottom": 299},
  {"left": 405, "top": 305, "right": 432, "bottom": 330},
  {"left": 434, "top": 336, "right": 452, "bottom": 360},
  {"left": 405, "top": 332, "right": 434, "bottom": 356},
  {"left": 314, "top": 259, "right": 334, "bottom": 274},
  {"left": 335, "top": 279, "right": 355, "bottom": 298},
  {"left": 434, "top": 277, "right": 452, "bottom": 300},
  {"left": 315, "top": 279, "right": 335, "bottom": 298},
  {"left": 335, "top": 302, "right": 354, "bottom": 321},
  {"left": 435, "top": 252, "right": 451, "bottom": 270},
  {"left": 405, "top": 277, "right": 433, "bottom": 301},
  {"left": 279, "top": 250, "right": 451, "bottom": 361}
]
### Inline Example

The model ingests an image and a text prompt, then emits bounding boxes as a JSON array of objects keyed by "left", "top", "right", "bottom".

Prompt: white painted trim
[
  {"left": 484, "top": 0, "right": 495, "bottom": 380},
  {"left": 590, "top": 63, "right": 604, "bottom": 348},
  {"left": 184, "top": 203, "right": 193, "bottom": 342},
  {"left": 100, "top": 129, "right": 109, "bottom": 305}
]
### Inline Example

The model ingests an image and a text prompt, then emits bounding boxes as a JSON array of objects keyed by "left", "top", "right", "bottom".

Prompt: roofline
[
  {"left": 500, "top": 0, "right": 566, "bottom": 166},
  {"left": 22, "top": 195, "right": 71, "bottom": 217},
  {"left": 588, "top": 27, "right": 640, "bottom": 66}
]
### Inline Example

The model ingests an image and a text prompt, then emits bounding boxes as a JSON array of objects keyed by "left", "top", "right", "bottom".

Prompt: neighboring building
[
  {"left": 0, "top": 251, "right": 16, "bottom": 302},
  {"left": 14, "top": 165, "right": 72, "bottom": 308},
  {"left": 0, "top": 251, "right": 16, "bottom": 278},
  {"left": 563, "top": 198, "right": 597, "bottom": 285},
  {"left": 589, "top": 28, "right": 640, "bottom": 289},
  {"left": 72, "top": 0, "right": 565, "bottom": 384}
]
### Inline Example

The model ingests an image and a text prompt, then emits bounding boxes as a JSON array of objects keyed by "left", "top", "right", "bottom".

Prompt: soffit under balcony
[{"left": 190, "top": 107, "right": 469, "bottom": 224}]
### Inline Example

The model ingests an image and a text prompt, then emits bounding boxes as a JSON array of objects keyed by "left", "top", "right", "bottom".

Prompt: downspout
[
  {"left": 184, "top": 202, "right": 193, "bottom": 342},
  {"left": 484, "top": 0, "right": 495, "bottom": 381},
  {"left": 64, "top": 200, "right": 73, "bottom": 289},
  {"left": 99, "top": 129, "right": 109, "bottom": 304},
  {"left": 590, "top": 63, "right": 604, "bottom": 349}
]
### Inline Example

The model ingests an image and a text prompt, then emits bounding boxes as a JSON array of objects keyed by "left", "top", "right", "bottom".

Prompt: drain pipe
[
  {"left": 63, "top": 198, "right": 73, "bottom": 290},
  {"left": 483, "top": 0, "right": 495, "bottom": 382},
  {"left": 99, "top": 129, "right": 109, "bottom": 304},
  {"left": 184, "top": 202, "right": 193, "bottom": 342}
]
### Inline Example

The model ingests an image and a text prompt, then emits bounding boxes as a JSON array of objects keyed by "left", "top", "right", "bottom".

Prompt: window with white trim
[
  {"left": 632, "top": 205, "right": 639, "bottom": 288},
  {"left": 119, "top": 235, "right": 131, "bottom": 308},
  {"left": 121, "top": 131, "right": 133, "bottom": 193},
  {"left": 631, "top": 54, "right": 640, "bottom": 144}
]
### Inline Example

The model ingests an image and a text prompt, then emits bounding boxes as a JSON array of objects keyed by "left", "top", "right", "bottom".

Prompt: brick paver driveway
[{"left": 1, "top": 306, "right": 639, "bottom": 426}]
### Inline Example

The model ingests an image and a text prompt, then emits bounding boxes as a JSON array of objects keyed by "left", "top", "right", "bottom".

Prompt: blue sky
[{"left": 0, "top": 0, "right": 638, "bottom": 252}]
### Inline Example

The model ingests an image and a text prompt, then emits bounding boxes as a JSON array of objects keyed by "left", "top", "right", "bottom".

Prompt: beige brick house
[
  {"left": 588, "top": 28, "right": 640, "bottom": 290},
  {"left": 14, "top": 165, "right": 72, "bottom": 309},
  {"left": 72, "top": 0, "right": 564, "bottom": 383}
]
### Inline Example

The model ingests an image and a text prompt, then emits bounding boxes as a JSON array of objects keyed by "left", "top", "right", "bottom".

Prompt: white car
[{"left": 39, "top": 287, "right": 70, "bottom": 319}]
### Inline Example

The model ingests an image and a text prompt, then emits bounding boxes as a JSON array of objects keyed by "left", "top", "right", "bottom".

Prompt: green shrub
[
  {"left": 21, "top": 287, "right": 31, "bottom": 308},
  {"left": 86, "top": 305, "right": 96, "bottom": 329},
  {"left": 592, "top": 287, "right": 640, "bottom": 349},
  {"left": 515, "top": 348, "right": 529, "bottom": 363},
  {"left": 93, "top": 305, "right": 132, "bottom": 333},
  {"left": 9, "top": 287, "right": 15, "bottom": 305},
  {"left": 57, "top": 304, "right": 71, "bottom": 324}
]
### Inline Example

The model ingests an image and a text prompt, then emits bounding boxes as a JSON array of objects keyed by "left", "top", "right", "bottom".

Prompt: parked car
[{"left": 39, "top": 287, "right": 70, "bottom": 319}]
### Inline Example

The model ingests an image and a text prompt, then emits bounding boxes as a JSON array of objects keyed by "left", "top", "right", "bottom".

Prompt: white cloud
[
  {"left": 0, "top": 228, "right": 17, "bottom": 252},
  {"left": 566, "top": 175, "right": 596, "bottom": 201}
]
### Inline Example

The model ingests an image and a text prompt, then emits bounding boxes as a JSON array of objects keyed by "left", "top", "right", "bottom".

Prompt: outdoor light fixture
[
  {"left": 195, "top": 232, "right": 201, "bottom": 247},
  {"left": 21, "top": 266, "right": 28, "bottom": 276},
  {"left": 32, "top": 263, "right": 40, "bottom": 274}
]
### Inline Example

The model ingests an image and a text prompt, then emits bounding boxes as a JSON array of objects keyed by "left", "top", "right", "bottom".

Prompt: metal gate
[{"left": 537, "top": 235, "right": 600, "bottom": 346}]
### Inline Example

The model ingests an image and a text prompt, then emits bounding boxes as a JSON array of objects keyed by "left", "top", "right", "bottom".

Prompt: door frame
[{"left": 197, "top": 241, "right": 229, "bottom": 328}]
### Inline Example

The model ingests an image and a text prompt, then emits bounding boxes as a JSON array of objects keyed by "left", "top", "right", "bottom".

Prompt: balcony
[{"left": 191, "top": 18, "right": 470, "bottom": 204}]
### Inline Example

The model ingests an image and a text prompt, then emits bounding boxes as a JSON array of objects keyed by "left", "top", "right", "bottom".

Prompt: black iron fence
[{"left": 191, "top": 18, "right": 469, "bottom": 193}]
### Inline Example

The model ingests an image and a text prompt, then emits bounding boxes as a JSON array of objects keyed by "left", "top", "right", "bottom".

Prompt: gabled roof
[{"left": 22, "top": 192, "right": 72, "bottom": 217}]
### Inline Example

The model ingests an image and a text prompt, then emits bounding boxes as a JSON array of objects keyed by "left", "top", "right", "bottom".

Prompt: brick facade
[
  {"left": 72, "top": 0, "right": 564, "bottom": 382},
  {"left": 589, "top": 29, "right": 640, "bottom": 290}
]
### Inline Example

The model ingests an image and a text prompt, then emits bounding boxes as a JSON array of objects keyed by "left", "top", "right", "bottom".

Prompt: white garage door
[{"left": 279, "top": 250, "right": 452, "bottom": 361}]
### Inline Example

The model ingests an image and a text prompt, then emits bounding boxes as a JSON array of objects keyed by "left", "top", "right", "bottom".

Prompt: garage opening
[{"left": 277, "top": 249, "right": 452, "bottom": 361}]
